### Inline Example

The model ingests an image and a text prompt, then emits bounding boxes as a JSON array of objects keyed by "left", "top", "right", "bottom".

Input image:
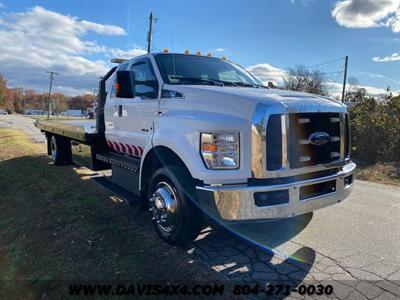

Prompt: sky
[{"left": 0, "top": 0, "right": 399, "bottom": 97}]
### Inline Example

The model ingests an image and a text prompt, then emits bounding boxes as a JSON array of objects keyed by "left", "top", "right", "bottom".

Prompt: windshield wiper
[
  {"left": 169, "top": 76, "right": 266, "bottom": 88},
  {"left": 170, "top": 76, "right": 225, "bottom": 86},
  {"left": 232, "top": 82, "right": 269, "bottom": 89}
]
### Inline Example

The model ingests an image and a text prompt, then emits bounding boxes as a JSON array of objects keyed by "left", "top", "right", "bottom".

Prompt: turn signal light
[
  {"left": 114, "top": 82, "right": 120, "bottom": 93},
  {"left": 201, "top": 143, "right": 218, "bottom": 152}
]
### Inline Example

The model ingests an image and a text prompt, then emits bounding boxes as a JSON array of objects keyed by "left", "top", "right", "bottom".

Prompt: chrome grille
[
  {"left": 288, "top": 113, "right": 341, "bottom": 168},
  {"left": 251, "top": 102, "right": 349, "bottom": 179}
]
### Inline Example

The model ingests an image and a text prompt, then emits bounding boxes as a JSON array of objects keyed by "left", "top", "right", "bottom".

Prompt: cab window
[
  {"left": 131, "top": 60, "right": 158, "bottom": 99},
  {"left": 109, "top": 63, "right": 129, "bottom": 98},
  {"left": 108, "top": 74, "right": 116, "bottom": 98}
]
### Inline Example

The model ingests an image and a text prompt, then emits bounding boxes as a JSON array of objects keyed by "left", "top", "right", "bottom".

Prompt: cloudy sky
[{"left": 0, "top": 0, "right": 399, "bottom": 97}]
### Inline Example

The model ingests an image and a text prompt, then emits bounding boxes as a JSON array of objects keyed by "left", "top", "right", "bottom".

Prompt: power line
[
  {"left": 259, "top": 55, "right": 345, "bottom": 75},
  {"left": 326, "top": 73, "right": 344, "bottom": 83},
  {"left": 252, "top": 56, "right": 349, "bottom": 98},
  {"left": 325, "top": 70, "right": 344, "bottom": 74},
  {"left": 257, "top": 70, "right": 344, "bottom": 76},
  {"left": 303, "top": 57, "right": 345, "bottom": 69}
]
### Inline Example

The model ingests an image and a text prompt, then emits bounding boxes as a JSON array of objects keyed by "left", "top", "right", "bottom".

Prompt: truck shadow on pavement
[
  {"left": 188, "top": 213, "right": 316, "bottom": 292},
  {"left": 94, "top": 169, "right": 316, "bottom": 291},
  {"left": 92, "top": 165, "right": 317, "bottom": 294}
]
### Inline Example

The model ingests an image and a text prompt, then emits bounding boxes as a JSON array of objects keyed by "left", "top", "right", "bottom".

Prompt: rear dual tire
[{"left": 50, "top": 135, "right": 72, "bottom": 165}]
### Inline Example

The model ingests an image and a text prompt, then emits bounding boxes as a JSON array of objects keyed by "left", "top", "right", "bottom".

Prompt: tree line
[
  {"left": 281, "top": 65, "right": 400, "bottom": 166},
  {"left": 282, "top": 65, "right": 396, "bottom": 102},
  {"left": 0, "top": 74, "right": 96, "bottom": 113},
  {"left": 350, "top": 96, "right": 400, "bottom": 165}
]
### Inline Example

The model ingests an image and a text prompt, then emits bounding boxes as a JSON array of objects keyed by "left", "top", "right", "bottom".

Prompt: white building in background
[
  {"left": 25, "top": 109, "right": 46, "bottom": 115},
  {"left": 62, "top": 110, "right": 85, "bottom": 117}
]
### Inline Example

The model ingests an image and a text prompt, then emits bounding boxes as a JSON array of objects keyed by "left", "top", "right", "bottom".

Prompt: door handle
[{"left": 118, "top": 105, "right": 122, "bottom": 117}]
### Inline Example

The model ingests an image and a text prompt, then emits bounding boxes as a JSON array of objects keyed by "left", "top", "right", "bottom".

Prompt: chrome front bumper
[{"left": 196, "top": 162, "right": 356, "bottom": 222}]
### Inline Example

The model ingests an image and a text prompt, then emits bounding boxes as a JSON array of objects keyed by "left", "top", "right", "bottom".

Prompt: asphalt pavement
[
  {"left": 1, "top": 114, "right": 400, "bottom": 299},
  {"left": 0, "top": 114, "right": 45, "bottom": 143}
]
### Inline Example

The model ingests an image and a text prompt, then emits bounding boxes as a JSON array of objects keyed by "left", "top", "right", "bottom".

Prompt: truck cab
[{"left": 38, "top": 52, "right": 356, "bottom": 246}]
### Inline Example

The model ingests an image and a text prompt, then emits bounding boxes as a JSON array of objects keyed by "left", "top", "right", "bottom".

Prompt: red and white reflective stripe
[
  {"left": 106, "top": 139, "right": 143, "bottom": 157},
  {"left": 119, "top": 143, "right": 127, "bottom": 154},
  {"left": 125, "top": 144, "right": 133, "bottom": 155},
  {"left": 113, "top": 141, "right": 121, "bottom": 152},
  {"left": 106, "top": 140, "right": 114, "bottom": 150},
  {"left": 137, "top": 146, "right": 144, "bottom": 156},
  {"left": 131, "top": 144, "right": 139, "bottom": 157}
]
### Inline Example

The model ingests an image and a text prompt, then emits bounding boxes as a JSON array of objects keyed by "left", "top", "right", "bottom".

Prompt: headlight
[{"left": 200, "top": 132, "right": 239, "bottom": 169}]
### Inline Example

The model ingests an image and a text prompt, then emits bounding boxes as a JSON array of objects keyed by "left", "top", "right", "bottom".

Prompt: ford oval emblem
[{"left": 309, "top": 132, "right": 330, "bottom": 146}]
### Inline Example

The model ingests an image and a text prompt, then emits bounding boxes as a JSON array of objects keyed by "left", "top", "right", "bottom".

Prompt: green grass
[{"left": 0, "top": 129, "right": 217, "bottom": 299}]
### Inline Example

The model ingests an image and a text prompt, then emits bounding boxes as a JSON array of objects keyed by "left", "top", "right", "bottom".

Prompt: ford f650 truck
[{"left": 36, "top": 52, "right": 356, "bottom": 246}]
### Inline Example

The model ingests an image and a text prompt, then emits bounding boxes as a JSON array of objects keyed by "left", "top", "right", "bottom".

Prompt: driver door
[{"left": 115, "top": 58, "right": 159, "bottom": 158}]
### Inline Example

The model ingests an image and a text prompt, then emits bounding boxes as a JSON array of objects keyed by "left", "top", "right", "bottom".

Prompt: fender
[{"left": 139, "top": 109, "right": 252, "bottom": 187}]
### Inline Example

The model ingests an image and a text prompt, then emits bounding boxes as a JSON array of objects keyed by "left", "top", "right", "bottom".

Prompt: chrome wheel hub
[{"left": 149, "top": 182, "right": 178, "bottom": 233}]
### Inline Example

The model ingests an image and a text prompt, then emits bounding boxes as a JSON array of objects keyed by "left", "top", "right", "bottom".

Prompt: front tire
[{"left": 147, "top": 166, "right": 202, "bottom": 246}]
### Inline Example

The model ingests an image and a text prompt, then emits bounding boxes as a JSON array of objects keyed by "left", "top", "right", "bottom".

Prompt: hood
[{"left": 164, "top": 85, "right": 347, "bottom": 116}]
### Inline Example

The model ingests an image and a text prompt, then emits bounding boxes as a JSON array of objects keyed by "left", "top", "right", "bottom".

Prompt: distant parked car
[{"left": 0, "top": 110, "right": 8, "bottom": 115}]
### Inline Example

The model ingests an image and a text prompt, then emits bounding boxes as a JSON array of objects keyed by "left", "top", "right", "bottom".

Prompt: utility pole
[
  {"left": 22, "top": 89, "right": 26, "bottom": 114},
  {"left": 147, "top": 13, "right": 154, "bottom": 53},
  {"left": 341, "top": 56, "right": 348, "bottom": 103},
  {"left": 46, "top": 71, "right": 58, "bottom": 118}
]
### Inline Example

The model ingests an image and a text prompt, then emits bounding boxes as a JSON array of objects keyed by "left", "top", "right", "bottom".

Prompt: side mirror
[{"left": 115, "top": 70, "right": 135, "bottom": 98}]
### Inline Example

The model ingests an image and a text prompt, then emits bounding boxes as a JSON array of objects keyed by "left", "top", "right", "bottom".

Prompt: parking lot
[{"left": 1, "top": 115, "right": 400, "bottom": 299}]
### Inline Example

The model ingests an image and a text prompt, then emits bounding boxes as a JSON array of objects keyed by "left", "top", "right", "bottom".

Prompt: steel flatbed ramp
[{"left": 35, "top": 119, "right": 97, "bottom": 142}]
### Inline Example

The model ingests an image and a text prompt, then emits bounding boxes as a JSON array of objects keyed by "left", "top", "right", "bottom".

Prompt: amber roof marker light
[{"left": 111, "top": 58, "right": 128, "bottom": 64}]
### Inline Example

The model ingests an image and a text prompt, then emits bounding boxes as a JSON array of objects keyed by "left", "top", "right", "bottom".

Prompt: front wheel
[{"left": 147, "top": 166, "right": 202, "bottom": 246}]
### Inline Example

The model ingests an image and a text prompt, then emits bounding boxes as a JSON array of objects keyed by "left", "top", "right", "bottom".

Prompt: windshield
[{"left": 154, "top": 54, "right": 263, "bottom": 87}]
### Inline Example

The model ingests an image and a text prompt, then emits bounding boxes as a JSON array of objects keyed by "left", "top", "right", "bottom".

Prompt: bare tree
[
  {"left": 283, "top": 65, "right": 328, "bottom": 96},
  {"left": 345, "top": 77, "right": 367, "bottom": 102},
  {"left": 348, "top": 77, "right": 359, "bottom": 92},
  {"left": 385, "top": 86, "right": 393, "bottom": 100}
]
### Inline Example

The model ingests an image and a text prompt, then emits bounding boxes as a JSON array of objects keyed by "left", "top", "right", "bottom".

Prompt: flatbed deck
[{"left": 35, "top": 119, "right": 97, "bottom": 142}]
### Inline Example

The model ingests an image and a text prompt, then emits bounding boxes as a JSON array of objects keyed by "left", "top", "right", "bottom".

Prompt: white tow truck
[{"left": 36, "top": 52, "right": 356, "bottom": 246}]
